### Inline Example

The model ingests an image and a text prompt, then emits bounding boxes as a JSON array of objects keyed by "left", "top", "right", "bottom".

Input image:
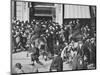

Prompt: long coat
[
  {"left": 72, "top": 54, "right": 83, "bottom": 70},
  {"left": 50, "top": 55, "right": 63, "bottom": 71},
  {"left": 31, "top": 47, "right": 39, "bottom": 61}
]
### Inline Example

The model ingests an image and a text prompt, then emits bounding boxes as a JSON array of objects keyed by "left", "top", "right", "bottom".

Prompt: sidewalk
[{"left": 12, "top": 51, "right": 72, "bottom": 73}]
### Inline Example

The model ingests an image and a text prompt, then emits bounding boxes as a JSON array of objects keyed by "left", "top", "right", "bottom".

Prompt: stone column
[
  {"left": 11, "top": 1, "right": 14, "bottom": 19},
  {"left": 16, "top": 2, "right": 29, "bottom": 22},
  {"left": 22, "top": 2, "right": 29, "bottom": 22},
  {"left": 55, "top": 4, "right": 63, "bottom": 25}
]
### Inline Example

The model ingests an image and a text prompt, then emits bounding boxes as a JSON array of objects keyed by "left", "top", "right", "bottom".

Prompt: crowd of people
[{"left": 12, "top": 18, "right": 96, "bottom": 73}]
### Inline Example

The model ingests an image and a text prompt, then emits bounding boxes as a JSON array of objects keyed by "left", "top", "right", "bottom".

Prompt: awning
[{"left": 64, "top": 5, "right": 91, "bottom": 18}]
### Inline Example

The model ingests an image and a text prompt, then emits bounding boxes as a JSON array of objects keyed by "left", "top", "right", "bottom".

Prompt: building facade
[{"left": 11, "top": 1, "right": 96, "bottom": 27}]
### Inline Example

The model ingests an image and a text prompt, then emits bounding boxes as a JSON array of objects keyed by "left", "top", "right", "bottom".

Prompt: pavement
[{"left": 12, "top": 51, "right": 72, "bottom": 74}]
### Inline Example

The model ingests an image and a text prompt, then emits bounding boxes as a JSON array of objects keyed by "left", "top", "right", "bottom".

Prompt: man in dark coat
[
  {"left": 72, "top": 41, "right": 84, "bottom": 70},
  {"left": 31, "top": 46, "right": 43, "bottom": 65},
  {"left": 31, "top": 47, "right": 39, "bottom": 64},
  {"left": 50, "top": 52, "right": 63, "bottom": 72},
  {"left": 21, "top": 33, "right": 27, "bottom": 51}
]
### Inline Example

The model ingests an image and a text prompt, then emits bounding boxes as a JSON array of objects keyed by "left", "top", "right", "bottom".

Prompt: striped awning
[{"left": 64, "top": 5, "right": 91, "bottom": 18}]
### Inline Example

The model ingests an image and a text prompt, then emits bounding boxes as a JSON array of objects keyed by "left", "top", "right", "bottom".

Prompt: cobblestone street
[{"left": 12, "top": 51, "right": 72, "bottom": 73}]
